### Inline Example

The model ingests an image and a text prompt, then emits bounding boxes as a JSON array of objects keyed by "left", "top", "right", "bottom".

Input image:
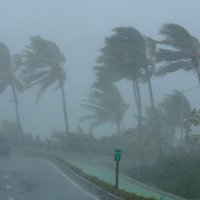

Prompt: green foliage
[
  {"left": 97, "top": 27, "right": 147, "bottom": 81},
  {"left": 127, "top": 154, "right": 200, "bottom": 199},
  {"left": 155, "top": 23, "right": 200, "bottom": 82},
  {"left": 0, "top": 42, "right": 23, "bottom": 93},
  {"left": 21, "top": 36, "right": 66, "bottom": 102},
  {"left": 159, "top": 90, "right": 191, "bottom": 130},
  {"left": 0, "top": 42, "right": 24, "bottom": 133},
  {"left": 190, "top": 109, "right": 200, "bottom": 126},
  {"left": 80, "top": 82, "right": 129, "bottom": 133}
]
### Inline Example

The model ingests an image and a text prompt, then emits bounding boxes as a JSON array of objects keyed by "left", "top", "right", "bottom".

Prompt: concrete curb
[{"left": 52, "top": 158, "right": 125, "bottom": 200}]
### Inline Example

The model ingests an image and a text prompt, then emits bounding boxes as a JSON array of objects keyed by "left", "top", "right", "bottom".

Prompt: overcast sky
[{"left": 1, "top": 0, "right": 200, "bottom": 138}]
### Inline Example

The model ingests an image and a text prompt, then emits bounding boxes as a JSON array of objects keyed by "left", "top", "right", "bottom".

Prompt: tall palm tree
[
  {"left": 96, "top": 27, "right": 147, "bottom": 131},
  {"left": 0, "top": 42, "right": 23, "bottom": 134},
  {"left": 21, "top": 36, "right": 69, "bottom": 135},
  {"left": 80, "top": 82, "right": 129, "bottom": 135},
  {"left": 155, "top": 23, "right": 200, "bottom": 84}
]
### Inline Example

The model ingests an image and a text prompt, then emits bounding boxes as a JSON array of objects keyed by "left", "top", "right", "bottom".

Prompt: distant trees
[
  {"left": 21, "top": 36, "right": 69, "bottom": 135},
  {"left": 160, "top": 90, "right": 191, "bottom": 134},
  {"left": 80, "top": 81, "right": 129, "bottom": 135},
  {"left": 143, "top": 90, "right": 192, "bottom": 151},
  {"left": 0, "top": 42, "right": 23, "bottom": 134}
]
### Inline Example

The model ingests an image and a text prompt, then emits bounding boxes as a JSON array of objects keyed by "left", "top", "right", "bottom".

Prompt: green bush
[{"left": 126, "top": 153, "right": 200, "bottom": 199}]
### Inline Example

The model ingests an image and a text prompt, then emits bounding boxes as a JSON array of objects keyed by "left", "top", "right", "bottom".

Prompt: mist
[{"left": 0, "top": 0, "right": 200, "bottom": 137}]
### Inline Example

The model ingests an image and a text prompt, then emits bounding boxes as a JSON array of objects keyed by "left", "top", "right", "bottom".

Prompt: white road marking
[
  {"left": 6, "top": 185, "right": 11, "bottom": 189},
  {"left": 50, "top": 162, "right": 100, "bottom": 200}
]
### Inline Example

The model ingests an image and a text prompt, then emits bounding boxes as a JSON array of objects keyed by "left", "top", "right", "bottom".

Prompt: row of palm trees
[
  {"left": 81, "top": 23, "right": 200, "bottom": 135},
  {"left": 0, "top": 36, "right": 69, "bottom": 136},
  {"left": 0, "top": 23, "right": 199, "bottom": 138}
]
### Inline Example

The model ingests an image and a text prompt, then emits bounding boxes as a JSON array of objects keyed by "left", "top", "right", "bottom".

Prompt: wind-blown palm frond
[
  {"left": 21, "top": 36, "right": 69, "bottom": 134},
  {"left": 80, "top": 82, "right": 128, "bottom": 133},
  {"left": 159, "top": 90, "right": 191, "bottom": 127},
  {"left": 97, "top": 27, "right": 147, "bottom": 80},
  {"left": 21, "top": 36, "right": 66, "bottom": 101},
  {"left": 155, "top": 49, "right": 189, "bottom": 63},
  {"left": 0, "top": 42, "right": 24, "bottom": 133},
  {"left": 23, "top": 36, "right": 65, "bottom": 69},
  {"left": 156, "top": 61, "right": 192, "bottom": 77},
  {"left": 159, "top": 23, "right": 194, "bottom": 51},
  {"left": 155, "top": 23, "right": 200, "bottom": 83},
  {"left": 0, "top": 42, "right": 13, "bottom": 93}
]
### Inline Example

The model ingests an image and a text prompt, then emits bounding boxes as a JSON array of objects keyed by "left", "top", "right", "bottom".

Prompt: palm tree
[
  {"left": 80, "top": 82, "right": 129, "bottom": 135},
  {"left": 159, "top": 90, "right": 191, "bottom": 134},
  {"left": 142, "top": 36, "right": 157, "bottom": 113},
  {"left": 143, "top": 90, "right": 191, "bottom": 152},
  {"left": 21, "top": 36, "right": 69, "bottom": 135},
  {"left": 0, "top": 42, "right": 23, "bottom": 134},
  {"left": 97, "top": 27, "right": 148, "bottom": 131},
  {"left": 155, "top": 23, "right": 200, "bottom": 84}
]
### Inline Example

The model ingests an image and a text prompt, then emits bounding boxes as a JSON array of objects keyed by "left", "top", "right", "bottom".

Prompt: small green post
[
  {"left": 116, "top": 161, "right": 119, "bottom": 189},
  {"left": 114, "top": 149, "right": 121, "bottom": 189}
]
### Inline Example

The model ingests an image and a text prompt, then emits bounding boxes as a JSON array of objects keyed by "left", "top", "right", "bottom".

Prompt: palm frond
[
  {"left": 159, "top": 23, "right": 194, "bottom": 51},
  {"left": 155, "top": 49, "right": 189, "bottom": 63},
  {"left": 21, "top": 36, "right": 67, "bottom": 100},
  {"left": 35, "top": 71, "right": 60, "bottom": 103},
  {"left": 155, "top": 61, "right": 192, "bottom": 77}
]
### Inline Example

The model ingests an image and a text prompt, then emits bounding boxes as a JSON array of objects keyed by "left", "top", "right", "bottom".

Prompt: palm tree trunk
[
  {"left": 135, "top": 80, "right": 142, "bottom": 132},
  {"left": 11, "top": 83, "right": 23, "bottom": 134},
  {"left": 59, "top": 79, "right": 69, "bottom": 135},
  {"left": 196, "top": 64, "right": 200, "bottom": 84},
  {"left": 132, "top": 80, "right": 139, "bottom": 112},
  {"left": 147, "top": 78, "right": 156, "bottom": 113},
  {"left": 146, "top": 78, "right": 163, "bottom": 155},
  {"left": 132, "top": 79, "right": 142, "bottom": 132}
]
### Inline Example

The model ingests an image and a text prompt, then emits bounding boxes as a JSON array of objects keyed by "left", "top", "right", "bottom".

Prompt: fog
[{"left": 0, "top": 0, "right": 200, "bottom": 138}]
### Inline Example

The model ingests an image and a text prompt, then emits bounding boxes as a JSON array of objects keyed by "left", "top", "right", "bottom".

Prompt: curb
[{"left": 52, "top": 158, "right": 124, "bottom": 200}]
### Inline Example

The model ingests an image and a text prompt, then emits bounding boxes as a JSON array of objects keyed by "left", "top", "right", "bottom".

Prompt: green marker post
[{"left": 114, "top": 149, "right": 121, "bottom": 189}]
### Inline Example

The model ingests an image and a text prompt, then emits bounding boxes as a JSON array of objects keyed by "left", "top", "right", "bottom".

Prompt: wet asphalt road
[{"left": 0, "top": 154, "right": 99, "bottom": 200}]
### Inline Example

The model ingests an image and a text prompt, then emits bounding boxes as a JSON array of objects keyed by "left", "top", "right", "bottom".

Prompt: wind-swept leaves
[
  {"left": 21, "top": 36, "right": 69, "bottom": 135},
  {"left": 159, "top": 90, "right": 191, "bottom": 130},
  {"left": 22, "top": 36, "right": 66, "bottom": 95},
  {"left": 0, "top": 42, "right": 23, "bottom": 133},
  {"left": 80, "top": 82, "right": 128, "bottom": 134},
  {"left": 155, "top": 23, "right": 200, "bottom": 83}
]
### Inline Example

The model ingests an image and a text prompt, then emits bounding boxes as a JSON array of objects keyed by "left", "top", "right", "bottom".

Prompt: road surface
[{"left": 0, "top": 154, "right": 99, "bottom": 200}]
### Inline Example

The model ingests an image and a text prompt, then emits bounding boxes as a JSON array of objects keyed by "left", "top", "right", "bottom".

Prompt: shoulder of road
[{"left": 51, "top": 151, "right": 185, "bottom": 200}]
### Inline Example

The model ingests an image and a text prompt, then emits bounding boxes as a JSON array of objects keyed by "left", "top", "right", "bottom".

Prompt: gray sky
[{"left": 0, "top": 0, "right": 200, "bottom": 138}]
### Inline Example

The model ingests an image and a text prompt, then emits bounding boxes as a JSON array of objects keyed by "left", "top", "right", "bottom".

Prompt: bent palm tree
[
  {"left": 21, "top": 36, "right": 69, "bottom": 135},
  {"left": 159, "top": 90, "right": 191, "bottom": 133},
  {"left": 80, "top": 82, "right": 129, "bottom": 135},
  {"left": 0, "top": 42, "right": 23, "bottom": 134},
  {"left": 97, "top": 27, "right": 147, "bottom": 131},
  {"left": 155, "top": 23, "right": 200, "bottom": 84}
]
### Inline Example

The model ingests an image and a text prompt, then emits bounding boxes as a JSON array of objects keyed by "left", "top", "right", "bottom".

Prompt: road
[{"left": 0, "top": 154, "right": 99, "bottom": 200}]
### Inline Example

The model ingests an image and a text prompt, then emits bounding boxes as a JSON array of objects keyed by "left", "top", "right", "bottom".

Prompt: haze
[{"left": 0, "top": 0, "right": 200, "bottom": 138}]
